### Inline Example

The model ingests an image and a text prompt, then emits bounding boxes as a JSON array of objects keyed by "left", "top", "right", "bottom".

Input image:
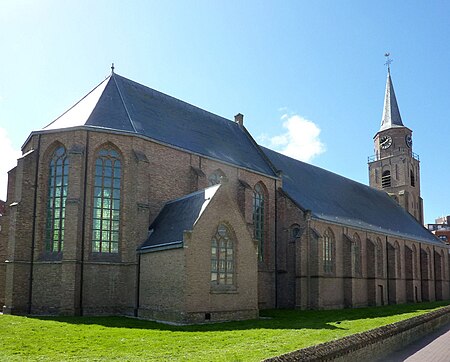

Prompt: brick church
[{"left": 0, "top": 67, "right": 448, "bottom": 323}]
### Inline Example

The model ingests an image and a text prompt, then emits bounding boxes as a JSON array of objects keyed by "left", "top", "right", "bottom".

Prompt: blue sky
[{"left": 1, "top": 1, "right": 449, "bottom": 224}]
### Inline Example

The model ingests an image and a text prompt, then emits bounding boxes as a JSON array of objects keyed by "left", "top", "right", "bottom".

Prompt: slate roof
[
  {"left": 261, "top": 146, "right": 442, "bottom": 246},
  {"left": 139, "top": 184, "right": 220, "bottom": 251},
  {"left": 380, "top": 70, "right": 404, "bottom": 131},
  {"left": 42, "top": 73, "right": 276, "bottom": 177}
]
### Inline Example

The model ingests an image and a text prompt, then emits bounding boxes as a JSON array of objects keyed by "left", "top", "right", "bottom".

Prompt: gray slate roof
[
  {"left": 262, "top": 146, "right": 442, "bottom": 245},
  {"left": 139, "top": 184, "right": 220, "bottom": 251},
  {"left": 380, "top": 70, "right": 404, "bottom": 131},
  {"left": 42, "top": 73, "right": 275, "bottom": 177}
]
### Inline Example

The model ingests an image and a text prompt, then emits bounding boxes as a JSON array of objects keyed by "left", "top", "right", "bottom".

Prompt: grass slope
[{"left": 0, "top": 301, "right": 448, "bottom": 361}]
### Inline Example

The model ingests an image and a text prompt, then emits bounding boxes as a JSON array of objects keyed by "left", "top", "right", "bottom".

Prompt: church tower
[{"left": 368, "top": 61, "right": 423, "bottom": 224}]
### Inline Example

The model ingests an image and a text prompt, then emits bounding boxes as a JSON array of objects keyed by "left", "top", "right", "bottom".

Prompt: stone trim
[{"left": 265, "top": 305, "right": 450, "bottom": 362}]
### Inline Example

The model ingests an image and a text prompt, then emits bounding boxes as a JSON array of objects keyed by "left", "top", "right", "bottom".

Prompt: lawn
[{"left": 0, "top": 301, "right": 448, "bottom": 361}]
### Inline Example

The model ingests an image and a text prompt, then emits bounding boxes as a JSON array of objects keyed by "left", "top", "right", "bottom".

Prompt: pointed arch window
[
  {"left": 323, "top": 229, "right": 334, "bottom": 274},
  {"left": 376, "top": 238, "right": 383, "bottom": 278},
  {"left": 253, "top": 183, "right": 265, "bottom": 261},
  {"left": 92, "top": 149, "right": 121, "bottom": 253},
  {"left": 45, "top": 146, "right": 69, "bottom": 253},
  {"left": 211, "top": 223, "right": 235, "bottom": 287},
  {"left": 382, "top": 170, "right": 391, "bottom": 188},
  {"left": 352, "top": 233, "right": 361, "bottom": 276}
]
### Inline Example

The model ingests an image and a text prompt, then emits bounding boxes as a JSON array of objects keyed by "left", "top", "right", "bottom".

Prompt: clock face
[
  {"left": 405, "top": 134, "right": 412, "bottom": 148},
  {"left": 380, "top": 135, "right": 393, "bottom": 149}
]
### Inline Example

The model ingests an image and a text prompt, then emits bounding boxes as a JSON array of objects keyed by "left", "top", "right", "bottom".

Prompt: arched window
[
  {"left": 395, "top": 241, "right": 401, "bottom": 278},
  {"left": 253, "top": 183, "right": 265, "bottom": 261},
  {"left": 352, "top": 233, "right": 361, "bottom": 275},
  {"left": 323, "top": 229, "right": 334, "bottom": 273},
  {"left": 382, "top": 170, "right": 391, "bottom": 188},
  {"left": 92, "top": 149, "right": 121, "bottom": 253},
  {"left": 410, "top": 170, "right": 415, "bottom": 187},
  {"left": 376, "top": 238, "right": 383, "bottom": 278},
  {"left": 208, "top": 169, "right": 225, "bottom": 186},
  {"left": 211, "top": 223, "right": 235, "bottom": 287},
  {"left": 45, "top": 146, "right": 69, "bottom": 253}
]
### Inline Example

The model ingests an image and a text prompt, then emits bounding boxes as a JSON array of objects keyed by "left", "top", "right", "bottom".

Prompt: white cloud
[
  {"left": 0, "top": 127, "right": 21, "bottom": 200},
  {"left": 260, "top": 113, "right": 326, "bottom": 162}
]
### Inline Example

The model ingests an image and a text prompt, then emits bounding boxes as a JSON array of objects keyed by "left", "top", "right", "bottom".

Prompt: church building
[{"left": 0, "top": 67, "right": 448, "bottom": 323}]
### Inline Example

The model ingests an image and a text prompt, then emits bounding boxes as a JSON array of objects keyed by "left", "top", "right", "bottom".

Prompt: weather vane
[
  {"left": 384, "top": 52, "right": 392, "bottom": 71},
  {"left": 111, "top": 63, "right": 115, "bottom": 73}
]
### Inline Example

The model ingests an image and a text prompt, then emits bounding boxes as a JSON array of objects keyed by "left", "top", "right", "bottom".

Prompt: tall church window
[
  {"left": 410, "top": 170, "right": 415, "bottom": 187},
  {"left": 211, "top": 223, "right": 235, "bottom": 287},
  {"left": 323, "top": 229, "right": 334, "bottom": 274},
  {"left": 382, "top": 170, "right": 391, "bottom": 188},
  {"left": 45, "top": 146, "right": 69, "bottom": 253},
  {"left": 253, "top": 183, "right": 265, "bottom": 261},
  {"left": 92, "top": 149, "right": 121, "bottom": 253},
  {"left": 352, "top": 233, "right": 361, "bottom": 276}
]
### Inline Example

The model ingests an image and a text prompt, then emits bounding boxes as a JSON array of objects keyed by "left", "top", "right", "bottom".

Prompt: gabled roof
[
  {"left": 262, "top": 146, "right": 442, "bottom": 246},
  {"left": 42, "top": 73, "right": 276, "bottom": 177},
  {"left": 379, "top": 70, "right": 404, "bottom": 131},
  {"left": 139, "top": 184, "right": 220, "bottom": 251}
]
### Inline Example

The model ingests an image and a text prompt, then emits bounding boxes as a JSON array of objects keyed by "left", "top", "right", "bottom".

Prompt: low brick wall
[{"left": 265, "top": 305, "right": 450, "bottom": 362}]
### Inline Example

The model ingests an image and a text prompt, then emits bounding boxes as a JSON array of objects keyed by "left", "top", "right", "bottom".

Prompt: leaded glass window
[
  {"left": 253, "top": 184, "right": 265, "bottom": 261},
  {"left": 45, "top": 146, "right": 69, "bottom": 252},
  {"left": 211, "top": 224, "right": 234, "bottom": 286},
  {"left": 323, "top": 229, "right": 333, "bottom": 274},
  {"left": 92, "top": 149, "right": 121, "bottom": 253}
]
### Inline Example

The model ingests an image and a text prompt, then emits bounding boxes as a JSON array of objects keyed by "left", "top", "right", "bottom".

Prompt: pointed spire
[{"left": 380, "top": 65, "right": 404, "bottom": 131}]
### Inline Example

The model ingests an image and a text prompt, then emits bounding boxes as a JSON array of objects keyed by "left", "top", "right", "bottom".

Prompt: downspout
[
  {"left": 419, "top": 242, "right": 422, "bottom": 301},
  {"left": 135, "top": 251, "right": 141, "bottom": 317},
  {"left": 432, "top": 245, "right": 436, "bottom": 299},
  {"left": 28, "top": 134, "right": 41, "bottom": 314},
  {"left": 79, "top": 131, "right": 89, "bottom": 315},
  {"left": 274, "top": 178, "right": 278, "bottom": 308},
  {"left": 306, "top": 211, "right": 311, "bottom": 309},
  {"left": 385, "top": 236, "right": 389, "bottom": 305}
]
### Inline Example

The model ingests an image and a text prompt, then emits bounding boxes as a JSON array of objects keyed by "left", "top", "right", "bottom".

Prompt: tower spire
[{"left": 380, "top": 54, "right": 403, "bottom": 131}]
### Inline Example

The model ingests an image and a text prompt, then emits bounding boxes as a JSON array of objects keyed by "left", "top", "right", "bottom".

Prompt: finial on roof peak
[
  {"left": 384, "top": 52, "right": 392, "bottom": 73},
  {"left": 111, "top": 63, "right": 115, "bottom": 73}
]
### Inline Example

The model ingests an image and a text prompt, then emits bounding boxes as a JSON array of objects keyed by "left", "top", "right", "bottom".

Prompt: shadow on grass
[{"left": 28, "top": 300, "right": 450, "bottom": 333}]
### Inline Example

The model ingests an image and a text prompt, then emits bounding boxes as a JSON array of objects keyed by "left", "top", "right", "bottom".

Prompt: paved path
[{"left": 382, "top": 323, "right": 450, "bottom": 361}]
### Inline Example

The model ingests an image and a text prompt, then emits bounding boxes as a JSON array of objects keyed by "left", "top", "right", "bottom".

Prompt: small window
[
  {"left": 410, "top": 170, "right": 415, "bottom": 187},
  {"left": 382, "top": 170, "right": 391, "bottom": 188},
  {"left": 208, "top": 169, "right": 225, "bottom": 186},
  {"left": 292, "top": 226, "right": 302, "bottom": 239}
]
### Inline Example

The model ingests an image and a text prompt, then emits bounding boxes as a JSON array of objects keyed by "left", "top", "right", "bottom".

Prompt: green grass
[{"left": 0, "top": 301, "right": 448, "bottom": 361}]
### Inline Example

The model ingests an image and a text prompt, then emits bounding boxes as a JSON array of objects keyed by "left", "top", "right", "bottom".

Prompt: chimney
[{"left": 234, "top": 113, "right": 244, "bottom": 127}]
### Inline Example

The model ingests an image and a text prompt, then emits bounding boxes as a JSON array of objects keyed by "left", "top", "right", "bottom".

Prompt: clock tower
[{"left": 368, "top": 66, "right": 423, "bottom": 224}]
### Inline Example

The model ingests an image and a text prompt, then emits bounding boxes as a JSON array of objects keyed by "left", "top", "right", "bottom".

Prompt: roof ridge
[
  {"left": 111, "top": 74, "right": 138, "bottom": 133},
  {"left": 43, "top": 75, "right": 111, "bottom": 129}
]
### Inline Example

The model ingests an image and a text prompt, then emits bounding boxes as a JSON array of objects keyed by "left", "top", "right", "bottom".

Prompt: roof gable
[
  {"left": 262, "top": 146, "right": 442, "bottom": 245},
  {"left": 139, "top": 184, "right": 220, "bottom": 251}
]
